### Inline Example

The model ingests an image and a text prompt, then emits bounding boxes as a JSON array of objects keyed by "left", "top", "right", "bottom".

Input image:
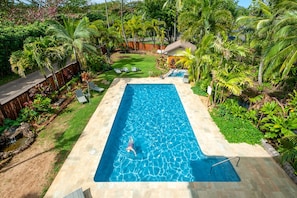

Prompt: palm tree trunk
[
  {"left": 74, "top": 50, "right": 82, "bottom": 72},
  {"left": 52, "top": 71, "right": 60, "bottom": 91},
  {"left": 105, "top": 0, "right": 110, "bottom": 29},
  {"left": 121, "top": 0, "right": 128, "bottom": 49},
  {"left": 258, "top": 59, "right": 264, "bottom": 85},
  {"left": 174, "top": 9, "right": 177, "bottom": 41}
]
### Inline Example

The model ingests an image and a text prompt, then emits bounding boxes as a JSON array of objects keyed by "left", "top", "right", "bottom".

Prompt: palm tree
[
  {"left": 105, "top": 0, "right": 110, "bottom": 29},
  {"left": 148, "top": 19, "right": 166, "bottom": 46},
  {"left": 236, "top": 0, "right": 274, "bottom": 85},
  {"left": 175, "top": 48, "right": 195, "bottom": 70},
  {"left": 46, "top": 16, "right": 97, "bottom": 72},
  {"left": 263, "top": 11, "right": 297, "bottom": 81},
  {"left": 9, "top": 50, "right": 32, "bottom": 78},
  {"left": 163, "top": 0, "right": 183, "bottom": 41},
  {"left": 126, "top": 15, "right": 143, "bottom": 50},
  {"left": 10, "top": 36, "right": 67, "bottom": 90},
  {"left": 121, "top": 0, "right": 128, "bottom": 48},
  {"left": 178, "top": 0, "right": 234, "bottom": 44},
  {"left": 193, "top": 33, "right": 214, "bottom": 82},
  {"left": 90, "top": 20, "right": 122, "bottom": 63},
  {"left": 212, "top": 69, "right": 253, "bottom": 104},
  {"left": 210, "top": 33, "right": 252, "bottom": 104}
]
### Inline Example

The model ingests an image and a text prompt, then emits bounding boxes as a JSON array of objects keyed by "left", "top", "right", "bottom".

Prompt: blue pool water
[
  {"left": 94, "top": 84, "right": 240, "bottom": 182},
  {"left": 168, "top": 70, "right": 186, "bottom": 77}
]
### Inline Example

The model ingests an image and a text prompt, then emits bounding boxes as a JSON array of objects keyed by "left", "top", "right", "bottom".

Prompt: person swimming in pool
[{"left": 126, "top": 137, "right": 137, "bottom": 156}]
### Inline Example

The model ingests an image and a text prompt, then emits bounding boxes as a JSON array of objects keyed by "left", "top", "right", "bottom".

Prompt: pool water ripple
[{"left": 94, "top": 84, "right": 240, "bottom": 182}]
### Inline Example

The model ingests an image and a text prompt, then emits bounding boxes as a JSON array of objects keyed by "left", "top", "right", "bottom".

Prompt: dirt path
[{"left": 0, "top": 138, "right": 56, "bottom": 198}]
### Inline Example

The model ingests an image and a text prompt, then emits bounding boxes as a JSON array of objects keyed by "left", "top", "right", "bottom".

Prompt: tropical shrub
[
  {"left": 279, "top": 135, "right": 297, "bottom": 173},
  {"left": 18, "top": 104, "right": 39, "bottom": 122},
  {"left": 86, "top": 54, "right": 111, "bottom": 72},
  {"left": 259, "top": 97, "right": 297, "bottom": 142},
  {"left": 32, "top": 94, "right": 53, "bottom": 113}
]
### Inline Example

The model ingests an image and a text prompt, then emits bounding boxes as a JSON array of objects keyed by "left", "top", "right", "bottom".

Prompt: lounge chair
[
  {"left": 88, "top": 81, "right": 104, "bottom": 93},
  {"left": 75, "top": 89, "right": 88, "bottom": 103},
  {"left": 183, "top": 73, "right": 189, "bottom": 83},
  {"left": 131, "top": 67, "right": 140, "bottom": 72},
  {"left": 114, "top": 68, "right": 121, "bottom": 74},
  {"left": 64, "top": 188, "right": 85, "bottom": 198},
  {"left": 121, "top": 67, "right": 129, "bottom": 72}
]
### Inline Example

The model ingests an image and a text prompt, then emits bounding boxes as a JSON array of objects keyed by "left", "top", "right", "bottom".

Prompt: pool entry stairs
[{"left": 210, "top": 156, "right": 240, "bottom": 174}]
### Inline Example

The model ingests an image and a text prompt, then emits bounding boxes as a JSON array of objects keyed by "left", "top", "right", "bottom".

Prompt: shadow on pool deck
[{"left": 188, "top": 157, "right": 297, "bottom": 197}]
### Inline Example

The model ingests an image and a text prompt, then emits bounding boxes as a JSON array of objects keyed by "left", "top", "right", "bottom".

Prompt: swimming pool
[
  {"left": 168, "top": 69, "right": 187, "bottom": 77},
  {"left": 94, "top": 84, "right": 240, "bottom": 182}
]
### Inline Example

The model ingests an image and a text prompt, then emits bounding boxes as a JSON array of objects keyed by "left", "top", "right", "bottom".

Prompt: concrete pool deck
[{"left": 45, "top": 77, "right": 297, "bottom": 198}]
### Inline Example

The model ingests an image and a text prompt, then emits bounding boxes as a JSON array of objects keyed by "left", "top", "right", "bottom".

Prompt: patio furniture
[
  {"left": 88, "top": 81, "right": 104, "bottom": 93},
  {"left": 121, "top": 67, "right": 129, "bottom": 72},
  {"left": 131, "top": 67, "right": 141, "bottom": 72},
  {"left": 75, "top": 89, "right": 88, "bottom": 103},
  {"left": 64, "top": 188, "right": 85, "bottom": 198},
  {"left": 183, "top": 72, "right": 189, "bottom": 83},
  {"left": 114, "top": 68, "right": 121, "bottom": 74}
]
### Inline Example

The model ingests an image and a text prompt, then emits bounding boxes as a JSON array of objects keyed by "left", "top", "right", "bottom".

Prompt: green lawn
[{"left": 110, "top": 53, "right": 166, "bottom": 77}]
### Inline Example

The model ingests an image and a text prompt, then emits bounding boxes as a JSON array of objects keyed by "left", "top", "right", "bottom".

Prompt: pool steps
[{"left": 210, "top": 156, "right": 241, "bottom": 173}]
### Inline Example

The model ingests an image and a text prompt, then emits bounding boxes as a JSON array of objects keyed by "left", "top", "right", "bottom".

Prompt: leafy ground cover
[{"left": 210, "top": 109, "right": 263, "bottom": 145}]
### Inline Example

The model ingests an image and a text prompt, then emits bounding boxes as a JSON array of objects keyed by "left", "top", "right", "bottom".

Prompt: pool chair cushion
[
  {"left": 121, "top": 67, "right": 129, "bottom": 72},
  {"left": 114, "top": 68, "right": 121, "bottom": 74},
  {"left": 88, "top": 81, "right": 104, "bottom": 93},
  {"left": 64, "top": 187, "right": 85, "bottom": 198},
  {"left": 75, "top": 89, "right": 88, "bottom": 103}
]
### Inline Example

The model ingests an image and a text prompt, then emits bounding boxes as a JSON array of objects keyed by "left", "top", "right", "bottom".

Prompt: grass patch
[
  {"left": 191, "top": 85, "right": 208, "bottom": 97},
  {"left": 111, "top": 53, "right": 164, "bottom": 77},
  {"left": 40, "top": 93, "right": 103, "bottom": 196},
  {"left": 210, "top": 109, "right": 263, "bottom": 145}
]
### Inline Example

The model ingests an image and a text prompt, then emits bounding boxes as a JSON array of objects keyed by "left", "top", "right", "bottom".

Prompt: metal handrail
[{"left": 210, "top": 156, "right": 240, "bottom": 174}]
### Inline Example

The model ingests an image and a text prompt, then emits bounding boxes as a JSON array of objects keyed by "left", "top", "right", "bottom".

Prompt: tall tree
[
  {"left": 163, "top": 0, "right": 183, "bottom": 42},
  {"left": 47, "top": 16, "right": 97, "bottom": 71},
  {"left": 178, "top": 0, "right": 234, "bottom": 44},
  {"left": 90, "top": 20, "right": 122, "bottom": 63},
  {"left": 236, "top": 0, "right": 274, "bottom": 85},
  {"left": 264, "top": 10, "right": 297, "bottom": 81},
  {"left": 105, "top": 0, "right": 110, "bottom": 28},
  {"left": 126, "top": 15, "right": 143, "bottom": 50},
  {"left": 121, "top": 0, "right": 128, "bottom": 48}
]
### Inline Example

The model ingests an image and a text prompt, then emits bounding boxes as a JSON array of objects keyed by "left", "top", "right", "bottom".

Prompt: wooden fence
[
  {"left": 0, "top": 43, "right": 166, "bottom": 126},
  {"left": 0, "top": 62, "right": 79, "bottom": 125},
  {"left": 125, "top": 41, "right": 165, "bottom": 51}
]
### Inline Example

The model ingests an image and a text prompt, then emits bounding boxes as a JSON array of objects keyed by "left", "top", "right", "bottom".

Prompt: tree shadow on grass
[
  {"left": 53, "top": 131, "right": 82, "bottom": 170},
  {"left": 112, "top": 57, "right": 145, "bottom": 68},
  {"left": 21, "top": 192, "right": 39, "bottom": 198}
]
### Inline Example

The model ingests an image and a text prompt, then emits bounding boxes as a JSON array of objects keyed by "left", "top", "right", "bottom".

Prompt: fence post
[{"left": 0, "top": 104, "right": 4, "bottom": 125}]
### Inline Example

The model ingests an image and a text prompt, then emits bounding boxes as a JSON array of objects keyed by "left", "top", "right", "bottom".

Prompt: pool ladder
[{"left": 210, "top": 156, "right": 240, "bottom": 174}]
